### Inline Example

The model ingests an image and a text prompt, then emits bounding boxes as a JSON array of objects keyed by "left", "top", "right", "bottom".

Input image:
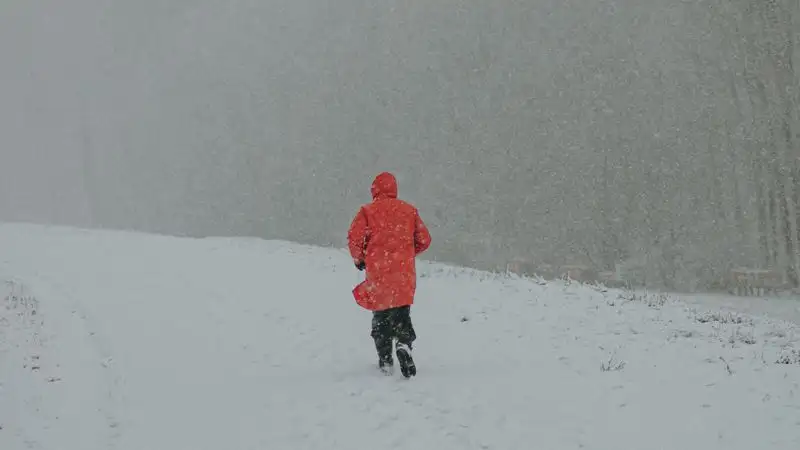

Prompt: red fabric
[{"left": 348, "top": 172, "right": 431, "bottom": 311}]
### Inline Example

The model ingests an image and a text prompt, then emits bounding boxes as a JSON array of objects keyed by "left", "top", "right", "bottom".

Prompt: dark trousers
[{"left": 371, "top": 305, "right": 416, "bottom": 362}]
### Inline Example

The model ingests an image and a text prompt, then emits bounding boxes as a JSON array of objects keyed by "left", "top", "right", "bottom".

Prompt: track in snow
[{"left": 1, "top": 223, "right": 799, "bottom": 450}]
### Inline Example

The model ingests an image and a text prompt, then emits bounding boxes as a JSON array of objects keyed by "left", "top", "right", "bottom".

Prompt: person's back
[
  {"left": 359, "top": 193, "right": 425, "bottom": 283},
  {"left": 347, "top": 171, "right": 431, "bottom": 377}
]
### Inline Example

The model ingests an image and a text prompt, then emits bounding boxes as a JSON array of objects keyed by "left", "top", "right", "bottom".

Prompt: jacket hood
[{"left": 371, "top": 172, "right": 398, "bottom": 200}]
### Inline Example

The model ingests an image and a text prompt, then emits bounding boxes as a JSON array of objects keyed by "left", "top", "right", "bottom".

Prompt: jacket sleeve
[
  {"left": 347, "top": 207, "right": 368, "bottom": 263},
  {"left": 413, "top": 210, "right": 431, "bottom": 255}
]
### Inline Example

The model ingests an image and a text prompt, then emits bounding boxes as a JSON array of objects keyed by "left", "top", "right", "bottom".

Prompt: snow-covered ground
[{"left": 1, "top": 223, "right": 798, "bottom": 450}]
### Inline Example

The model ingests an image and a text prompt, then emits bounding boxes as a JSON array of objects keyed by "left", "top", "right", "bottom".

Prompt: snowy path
[{"left": 1, "top": 224, "right": 799, "bottom": 450}]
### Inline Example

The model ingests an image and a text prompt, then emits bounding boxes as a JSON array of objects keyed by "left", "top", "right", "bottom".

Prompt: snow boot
[
  {"left": 378, "top": 357, "right": 394, "bottom": 376},
  {"left": 395, "top": 342, "right": 416, "bottom": 378}
]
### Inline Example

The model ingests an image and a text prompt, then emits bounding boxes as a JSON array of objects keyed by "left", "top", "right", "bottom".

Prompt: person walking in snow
[{"left": 347, "top": 171, "right": 432, "bottom": 377}]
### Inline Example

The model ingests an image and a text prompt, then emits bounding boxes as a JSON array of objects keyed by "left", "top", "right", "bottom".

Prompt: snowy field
[{"left": 1, "top": 223, "right": 799, "bottom": 450}]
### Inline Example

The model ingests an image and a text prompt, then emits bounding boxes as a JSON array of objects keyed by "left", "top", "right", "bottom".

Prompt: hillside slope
[{"left": 1, "top": 223, "right": 799, "bottom": 450}]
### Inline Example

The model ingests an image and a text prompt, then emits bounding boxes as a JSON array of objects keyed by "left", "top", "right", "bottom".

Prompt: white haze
[{"left": 1, "top": 0, "right": 798, "bottom": 292}]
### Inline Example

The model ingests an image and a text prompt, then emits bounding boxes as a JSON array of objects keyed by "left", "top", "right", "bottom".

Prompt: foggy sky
[{"left": 1, "top": 1, "right": 798, "bottom": 291}]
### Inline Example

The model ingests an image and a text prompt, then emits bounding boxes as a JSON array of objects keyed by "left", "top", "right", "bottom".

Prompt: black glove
[{"left": 355, "top": 260, "right": 366, "bottom": 271}]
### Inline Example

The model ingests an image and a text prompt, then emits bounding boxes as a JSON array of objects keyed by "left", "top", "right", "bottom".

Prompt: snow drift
[{"left": 1, "top": 223, "right": 798, "bottom": 450}]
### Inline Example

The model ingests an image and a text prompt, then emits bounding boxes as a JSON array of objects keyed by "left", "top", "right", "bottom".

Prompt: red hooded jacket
[{"left": 348, "top": 172, "right": 431, "bottom": 311}]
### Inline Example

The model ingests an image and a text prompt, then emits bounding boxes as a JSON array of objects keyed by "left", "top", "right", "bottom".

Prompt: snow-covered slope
[{"left": 1, "top": 223, "right": 798, "bottom": 450}]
